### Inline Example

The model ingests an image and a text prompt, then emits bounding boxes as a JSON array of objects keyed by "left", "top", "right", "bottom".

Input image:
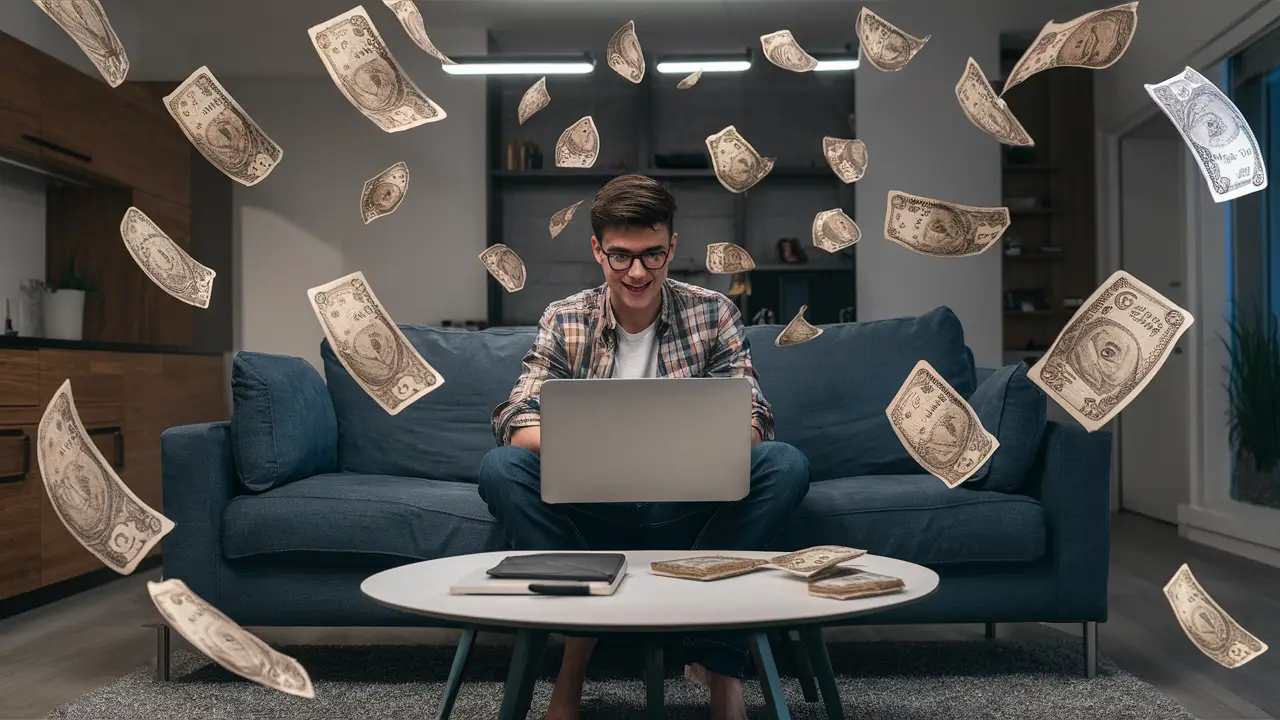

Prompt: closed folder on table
[{"left": 449, "top": 553, "right": 628, "bottom": 596}]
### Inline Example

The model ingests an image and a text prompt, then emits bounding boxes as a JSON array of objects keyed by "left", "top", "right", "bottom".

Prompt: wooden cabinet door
[
  {"left": 0, "top": 407, "right": 41, "bottom": 599},
  {"left": 39, "top": 404, "right": 129, "bottom": 585},
  {"left": 0, "top": 32, "right": 42, "bottom": 162},
  {"left": 39, "top": 55, "right": 190, "bottom": 207},
  {"left": 0, "top": 350, "right": 40, "bottom": 407},
  {"left": 39, "top": 349, "right": 126, "bottom": 408},
  {"left": 130, "top": 192, "right": 194, "bottom": 348}
]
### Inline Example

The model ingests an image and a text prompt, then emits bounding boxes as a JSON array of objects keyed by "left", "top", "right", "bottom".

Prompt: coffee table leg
[
  {"left": 643, "top": 636, "right": 665, "bottom": 719},
  {"left": 437, "top": 627, "right": 477, "bottom": 720},
  {"left": 798, "top": 626, "right": 845, "bottom": 720},
  {"left": 499, "top": 629, "right": 548, "bottom": 720},
  {"left": 777, "top": 629, "right": 818, "bottom": 702},
  {"left": 748, "top": 631, "right": 791, "bottom": 720}
]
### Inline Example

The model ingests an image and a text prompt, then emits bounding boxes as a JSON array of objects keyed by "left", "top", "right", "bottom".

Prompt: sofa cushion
[
  {"left": 966, "top": 362, "right": 1047, "bottom": 493},
  {"left": 231, "top": 352, "right": 338, "bottom": 493},
  {"left": 775, "top": 475, "right": 1045, "bottom": 565},
  {"left": 746, "top": 307, "right": 977, "bottom": 481},
  {"left": 222, "top": 473, "right": 506, "bottom": 561},
  {"left": 323, "top": 326, "right": 536, "bottom": 483}
]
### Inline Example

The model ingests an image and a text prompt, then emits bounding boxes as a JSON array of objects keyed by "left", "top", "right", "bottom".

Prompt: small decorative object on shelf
[
  {"left": 1063, "top": 297, "right": 1084, "bottom": 308},
  {"left": 727, "top": 272, "right": 751, "bottom": 297},
  {"left": 751, "top": 308, "right": 776, "bottom": 325},
  {"left": 1003, "top": 235, "right": 1023, "bottom": 256},
  {"left": 3, "top": 299, "right": 16, "bottom": 337},
  {"left": 777, "top": 237, "right": 808, "bottom": 264},
  {"left": 838, "top": 306, "right": 855, "bottom": 323}
]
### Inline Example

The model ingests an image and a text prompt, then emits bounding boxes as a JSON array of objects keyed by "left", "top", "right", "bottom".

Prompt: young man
[{"left": 478, "top": 174, "right": 810, "bottom": 720}]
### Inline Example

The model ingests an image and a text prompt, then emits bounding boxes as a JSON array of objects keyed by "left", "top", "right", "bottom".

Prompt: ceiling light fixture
[
  {"left": 442, "top": 53, "right": 595, "bottom": 76},
  {"left": 655, "top": 51, "right": 752, "bottom": 74},
  {"left": 812, "top": 46, "right": 860, "bottom": 72}
]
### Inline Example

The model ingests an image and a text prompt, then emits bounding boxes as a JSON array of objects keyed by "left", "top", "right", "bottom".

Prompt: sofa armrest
[
  {"left": 1026, "top": 420, "right": 1112, "bottom": 621},
  {"left": 161, "top": 421, "right": 237, "bottom": 606}
]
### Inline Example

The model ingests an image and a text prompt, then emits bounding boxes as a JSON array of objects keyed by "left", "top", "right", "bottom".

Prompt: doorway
[{"left": 1115, "top": 113, "right": 1191, "bottom": 524}]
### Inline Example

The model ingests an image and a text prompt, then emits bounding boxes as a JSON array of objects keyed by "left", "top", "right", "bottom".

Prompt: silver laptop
[{"left": 539, "top": 377, "right": 752, "bottom": 504}]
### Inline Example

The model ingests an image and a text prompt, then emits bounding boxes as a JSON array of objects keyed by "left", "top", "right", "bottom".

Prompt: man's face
[{"left": 591, "top": 225, "right": 677, "bottom": 314}]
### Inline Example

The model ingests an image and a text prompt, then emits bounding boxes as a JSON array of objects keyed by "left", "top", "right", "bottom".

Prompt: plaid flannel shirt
[{"left": 492, "top": 278, "right": 775, "bottom": 446}]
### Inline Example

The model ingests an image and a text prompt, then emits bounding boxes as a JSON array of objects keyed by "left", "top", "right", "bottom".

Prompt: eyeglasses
[{"left": 605, "top": 249, "right": 669, "bottom": 272}]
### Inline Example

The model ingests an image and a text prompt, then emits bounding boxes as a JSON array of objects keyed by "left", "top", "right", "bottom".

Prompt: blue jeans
[{"left": 476, "top": 441, "right": 811, "bottom": 679}]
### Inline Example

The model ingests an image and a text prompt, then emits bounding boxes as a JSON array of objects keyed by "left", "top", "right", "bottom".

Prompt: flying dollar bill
[
  {"left": 549, "top": 200, "right": 584, "bottom": 239},
  {"left": 1164, "top": 564, "right": 1268, "bottom": 669},
  {"left": 38, "top": 380, "right": 174, "bottom": 575},
  {"left": 1028, "top": 270, "right": 1193, "bottom": 432},
  {"left": 518, "top": 76, "right": 550, "bottom": 125},
  {"left": 607, "top": 20, "right": 645, "bottom": 83},
  {"left": 886, "top": 360, "right": 999, "bottom": 488},
  {"left": 555, "top": 116, "right": 600, "bottom": 168},
  {"left": 33, "top": 0, "right": 129, "bottom": 87},
  {"left": 1146, "top": 66, "right": 1267, "bottom": 202},
  {"left": 1003, "top": 2, "right": 1139, "bottom": 95},
  {"left": 706, "top": 126, "right": 774, "bottom": 193},
  {"left": 120, "top": 207, "right": 216, "bottom": 309},
  {"left": 164, "top": 67, "right": 283, "bottom": 187},
  {"left": 307, "top": 271, "right": 445, "bottom": 415},
  {"left": 148, "top": 578, "right": 315, "bottom": 698},
  {"left": 857, "top": 7, "right": 929, "bottom": 72},
  {"left": 812, "top": 208, "right": 860, "bottom": 253},
  {"left": 480, "top": 244, "right": 527, "bottom": 292},
  {"left": 382, "top": 0, "right": 455, "bottom": 64},
  {"left": 677, "top": 69, "right": 703, "bottom": 90},
  {"left": 760, "top": 30, "right": 818, "bottom": 72},
  {"left": 884, "top": 190, "right": 1010, "bottom": 257},
  {"left": 955, "top": 58, "right": 1034, "bottom": 147},
  {"left": 706, "top": 243, "right": 755, "bottom": 274},
  {"left": 776, "top": 305, "right": 823, "bottom": 347},
  {"left": 361, "top": 161, "right": 410, "bottom": 224},
  {"left": 823, "top": 137, "right": 867, "bottom": 184},
  {"left": 309, "top": 6, "right": 447, "bottom": 133}
]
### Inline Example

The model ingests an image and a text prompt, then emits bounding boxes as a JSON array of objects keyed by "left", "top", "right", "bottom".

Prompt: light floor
[{"left": 1, "top": 512, "right": 1277, "bottom": 720}]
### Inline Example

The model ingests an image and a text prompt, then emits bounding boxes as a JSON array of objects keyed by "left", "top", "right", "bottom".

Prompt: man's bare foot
[
  {"left": 545, "top": 636, "right": 597, "bottom": 720},
  {"left": 706, "top": 669, "right": 749, "bottom": 720}
]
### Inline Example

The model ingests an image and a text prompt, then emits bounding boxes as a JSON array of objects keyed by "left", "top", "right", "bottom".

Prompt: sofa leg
[
  {"left": 153, "top": 623, "right": 170, "bottom": 681},
  {"left": 1083, "top": 622, "right": 1097, "bottom": 679},
  {"left": 984, "top": 622, "right": 997, "bottom": 640}
]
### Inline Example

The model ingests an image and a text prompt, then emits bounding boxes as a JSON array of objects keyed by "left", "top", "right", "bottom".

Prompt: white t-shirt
[{"left": 612, "top": 321, "right": 660, "bottom": 379}]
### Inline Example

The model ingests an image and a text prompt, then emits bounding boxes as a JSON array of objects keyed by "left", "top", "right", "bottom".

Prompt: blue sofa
[{"left": 161, "top": 306, "right": 1111, "bottom": 675}]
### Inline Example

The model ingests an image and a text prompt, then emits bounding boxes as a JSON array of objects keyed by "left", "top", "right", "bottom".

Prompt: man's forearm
[{"left": 510, "top": 425, "right": 542, "bottom": 454}]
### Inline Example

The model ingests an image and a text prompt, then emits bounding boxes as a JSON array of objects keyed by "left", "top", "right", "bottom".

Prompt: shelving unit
[
  {"left": 485, "top": 61, "right": 856, "bottom": 327},
  {"left": 997, "top": 46, "right": 1097, "bottom": 366}
]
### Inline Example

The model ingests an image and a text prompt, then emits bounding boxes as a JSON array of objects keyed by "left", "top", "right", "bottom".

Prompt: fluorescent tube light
[
  {"left": 814, "top": 58, "right": 860, "bottom": 71},
  {"left": 442, "top": 54, "right": 595, "bottom": 76},
  {"left": 656, "top": 60, "right": 751, "bottom": 74},
  {"left": 655, "top": 52, "right": 752, "bottom": 74}
]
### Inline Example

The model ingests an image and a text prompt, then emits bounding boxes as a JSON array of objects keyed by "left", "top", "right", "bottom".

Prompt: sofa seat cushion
[
  {"left": 775, "top": 475, "right": 1046, "bottom": 565},
  {"left": 222, "top": 473, "right": 506, "bottom": 562}
]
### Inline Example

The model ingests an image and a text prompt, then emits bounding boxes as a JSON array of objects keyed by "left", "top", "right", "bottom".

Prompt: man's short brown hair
[{"left": 590, "top": 174, "right": 676, "bottom": 242}]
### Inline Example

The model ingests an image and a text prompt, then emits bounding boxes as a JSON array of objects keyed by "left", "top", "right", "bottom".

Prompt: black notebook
[{"left": 486, "top": 553, "right": 626, "bottom": 583}]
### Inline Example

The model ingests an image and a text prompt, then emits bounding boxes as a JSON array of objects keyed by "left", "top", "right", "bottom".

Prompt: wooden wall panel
[{"left": 0, "top": 407, "right": 40, "bottom": 600}]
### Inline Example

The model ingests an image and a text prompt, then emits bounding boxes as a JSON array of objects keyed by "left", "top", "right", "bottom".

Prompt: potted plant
[
  {"left": 1225, "top": 302, "right": 1280, "bottom": 508},
  {"left": 45, "top": 254, "right": 96, "bottom": 341}
]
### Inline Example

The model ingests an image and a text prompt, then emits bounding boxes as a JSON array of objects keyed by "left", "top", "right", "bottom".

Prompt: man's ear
[
  {"left": 669, "top": 232, "right": 679, "bottom": 254},
  {"left": 590, "top": 236, "right": 603, "bottom": 261}
]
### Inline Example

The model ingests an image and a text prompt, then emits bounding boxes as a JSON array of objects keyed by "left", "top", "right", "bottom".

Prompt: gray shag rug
[{"left": 49, "top": 638, "right": 1193, "bottom": 719}]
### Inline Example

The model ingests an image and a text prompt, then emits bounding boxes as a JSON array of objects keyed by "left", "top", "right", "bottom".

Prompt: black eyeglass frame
[{"left": 604, "top": 247, "right": 671, "bottom": 272}]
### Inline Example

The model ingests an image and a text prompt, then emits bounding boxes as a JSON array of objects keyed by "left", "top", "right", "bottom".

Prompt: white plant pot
[{"left": 44, "top": 289, "right": 85, "bottom": 341}]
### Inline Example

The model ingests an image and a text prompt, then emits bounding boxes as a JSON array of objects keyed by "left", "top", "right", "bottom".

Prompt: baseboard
[
  {"left": 1179, "top": 525, "right": 1280, "bottom": 570},
  {"left": 0, "top": 555, "right": 163, "bottom": 621}
]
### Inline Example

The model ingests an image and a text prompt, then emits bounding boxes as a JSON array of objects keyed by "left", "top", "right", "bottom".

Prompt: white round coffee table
[{"left": 362, "top": 550, "right": 938, "bottom": 720}]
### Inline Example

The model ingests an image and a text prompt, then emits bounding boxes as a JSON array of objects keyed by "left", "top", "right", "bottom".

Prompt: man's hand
[
  {"left": 751, "top": 426, "right": 762, "bottom": 446},
  {"left": 510, "top": 425, "right": 542, "bottom": 455}
]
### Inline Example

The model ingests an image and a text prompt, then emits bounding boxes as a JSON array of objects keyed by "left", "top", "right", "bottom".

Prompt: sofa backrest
[
  {"left": 746, "top": 306, "right": 976, "bottom": 481},
  {"left": 322, "top": 307, "right": 975, "bottom": 483},
  {"left": 323, "top": 325, "right": 535, "bottom": 483}
]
